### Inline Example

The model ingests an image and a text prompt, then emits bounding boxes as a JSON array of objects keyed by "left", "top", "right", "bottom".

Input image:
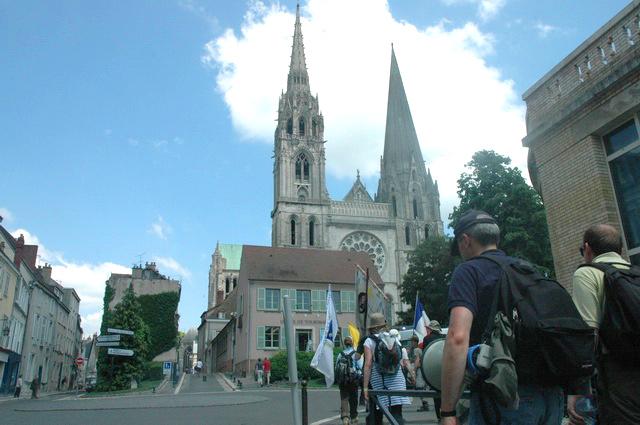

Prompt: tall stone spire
[
  {"left": 287, "top": 3, "right": 310, "bottom": 93},
  {"left": 382, "top": 46, "right": 424, "bottom": 170}
]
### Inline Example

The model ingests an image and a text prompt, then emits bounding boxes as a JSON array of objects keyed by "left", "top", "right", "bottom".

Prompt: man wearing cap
[{"left": 440, "top": 210, "right": 564, "bottom": 425}]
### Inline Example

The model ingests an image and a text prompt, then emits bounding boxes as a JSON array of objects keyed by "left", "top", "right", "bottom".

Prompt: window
[
  {"left": 311, "top": 290, "right": 325, "bottom": 312},
  {"left": 287, "top": 118, "right": 293, "bottom": 135},
  {"left": 392, "top": 196, "right": 397, "bottom": 217},
  {"left": 232, "top": 278, "right": 237, "bottom": 289},
  {"left": 296, "top": 289, "right": 311, "bottom": 311},
  {"left": 257, "top": 326, "right": 280, "bottom": 349},
  {"left": 340, "top": 291, "right": 356, "bottom": 313},
  {"left": 225, "top": 277, "right": 230, "bottom": 294},
  {"left": 331, "top": 290, "right": 341, "bottom": 313},
  {"left": 281, "top": 288, "right": 296, "bottom": 309},
  {"left": 290, "top": 219, "right": 297, "bottom": 245},
  {"left": 299, "top": 117, "right": 305, "bottom": 136},
  {"left": 424, "top": 225, "right": 430, "bottom": 239},
  {"left": 405, "top": 226, "right": 411, "bottom": 245},
  {"left": 309, "top": 219, "right": 315, "bottom": 246},
  {"left": 320, "top": 326, "right": 342, "bottom": 348},
  {"left": 295, "top": 153, "right": 310, "bottom": 182},
  {"left": 295, "top": 329, "right": 312, "bottom": 351},
  {"left": 413, "top": 198, "right": 419, "bottom": 219},
  {"left": 604, "top": 119, "right": 640, "bottom": 263},
  {"left": 312, "top": 119, "right": 318, "bottom": 137},
  {"left": 257, "top": 288, "right": 281, "bottom": 311},
  {"left": 598, "top": 46, "right": 608, "bottom": 65}
]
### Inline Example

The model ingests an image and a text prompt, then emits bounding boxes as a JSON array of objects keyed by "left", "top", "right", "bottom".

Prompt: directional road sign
[
  {"left": 163, "top": 361, "right": 172, "bottom": 375},
  {"left": 107, "top": 328, "right": 134, "bottom": 336},
  {"left": 96, "top": 341, "right": 120, "bottom": 347},
  {"left": 107, "top": 348, "right": 134, "bottom": 357},
  {"left": 97, "top": 334, "right": 121, "bottom": 342}
]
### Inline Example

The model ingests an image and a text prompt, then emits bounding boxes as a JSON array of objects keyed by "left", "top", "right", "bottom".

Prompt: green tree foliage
[
  {"left": 137, "top": 292, "right": 180, "bottom": 359},
  {"left": 96, "top": 285, "right": 115, "bottom": 389},
  {"left": 450, "top": 150, "right": 554, "bottom": 276},
  {"left": 97, "top": 285, "right": 151, "bottom": 391},
  {"left": 399, "top": 237, "right": 458, "bottom": 326}
]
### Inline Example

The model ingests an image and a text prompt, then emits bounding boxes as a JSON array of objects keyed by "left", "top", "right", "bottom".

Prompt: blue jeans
[{"left": 469, "top": 384, "right": 563, "bottom": 425}]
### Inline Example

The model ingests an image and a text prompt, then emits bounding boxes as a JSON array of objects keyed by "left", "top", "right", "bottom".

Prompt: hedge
[{"left": 269, "top": 348, "right": 342, "bottom": 382}]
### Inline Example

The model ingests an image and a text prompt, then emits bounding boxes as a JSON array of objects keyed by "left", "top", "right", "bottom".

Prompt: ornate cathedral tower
[
  {"left": 272, "top": 5, "right": 328, "bottom": 248},
  {"left": 376, "top": 47, "right": 444, "bottom": 267}
]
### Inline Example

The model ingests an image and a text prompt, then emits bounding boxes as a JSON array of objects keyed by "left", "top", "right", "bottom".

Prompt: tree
[
  {"left": 97, "top": 285, "right": 151, "bottom": 391},
  {"left": 399, "top": 237, "right": 458, "bottom": 326},
  {"left": 450, "top": 150, "right": 554, "bottom": 275}
]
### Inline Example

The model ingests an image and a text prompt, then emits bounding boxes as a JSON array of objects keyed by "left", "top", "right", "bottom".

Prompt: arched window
[
  {"left": 392, "top": 196, "right": 397, "bottom": 217},
  {"left": 297, "top": 187, "right": 308, "bottom": 201},
  {"left": 405, "top": 226, "right": 411, "bottom": 246},
  {"left": 290, "top": 219, "right": 297, "bottom": 245},
  {"left": 287, "top": 118, "right": 293, "bottom": 135},
  {"left": 299, "top": 117, "right": 305, "bottom": 136},
  {"left": 424, "top": 225, "right": 430, "bottom": 239},
  {"left": 225, "top": 277, "right": 230, "bottom": 294},
  {"left": 232, "top": 278, "right": 237, "bottom": 289},
  {"left": 309, "top": 219, "right": 315, "bottom": 246},
  {"left": 413, "top": 198, "right": 419, "bottom": 219},
  {"left": 312, "top": 119, "right": 317, "bottom": 137},
  {"left": 295, "top": 153, "right": 310, "bottom": 182}
]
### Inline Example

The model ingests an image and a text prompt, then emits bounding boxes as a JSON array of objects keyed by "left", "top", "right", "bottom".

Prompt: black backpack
[
  {"left": 577, "top": 262, "right": 640, "bottom": 362},
  {"left": 335, "top": 351, "right": 361, "bottom": 386},
  {"left": 480, "top": 254, "right": 596, "bottom": 386},
  {"left": 371, "top": 335, "right": 402, "bottom": 376}
]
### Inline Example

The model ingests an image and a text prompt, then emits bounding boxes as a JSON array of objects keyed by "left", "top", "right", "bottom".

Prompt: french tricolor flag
[{"left": 413, "top": 295, "right": 430, "bottom": 345}]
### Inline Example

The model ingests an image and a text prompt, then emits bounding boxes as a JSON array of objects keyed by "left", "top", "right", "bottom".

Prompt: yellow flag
[{"left": 348, "top": 322, "right": 360, "bottom": 348}]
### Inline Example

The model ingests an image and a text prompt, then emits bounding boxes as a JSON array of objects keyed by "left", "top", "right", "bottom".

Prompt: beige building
[
  {"left": 208, "top": 245, "right": 382, "bottom": 377},
  {"left": 523, "top": 1, "right": 640, "bottom": 289}
]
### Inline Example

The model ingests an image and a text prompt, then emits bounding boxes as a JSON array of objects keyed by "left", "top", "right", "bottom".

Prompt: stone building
[
  {"left": 522, "top": 1, "right": 640, "bottom": 289},
  {"left": 207, "top": 245, "right": 382, "bottom": 376},
  {"left": 207, "top": 243, "right": 241, "bottom": 309},
  {"left": 269, "top": 6, "right": 443, "bottom": 316}
]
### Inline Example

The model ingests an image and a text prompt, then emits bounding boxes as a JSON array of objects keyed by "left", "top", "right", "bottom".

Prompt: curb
[
  {"left": 216, "top": 373, "right": 237, "bottom": 392},
  {"left": 173, "top": 373, "right": 186, "bottom": 395}
]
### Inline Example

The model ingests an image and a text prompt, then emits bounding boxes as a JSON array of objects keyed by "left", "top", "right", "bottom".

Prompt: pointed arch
[
  {"left": 424, "top": 225, "right": 430, "bottom": 240},
  {"left": 308, "top": 217, "right": 316, "bottom": 246},
  {"left": 392, "top": 195, "right": 397, "bottom": 217},
  {"left": 299, "top": 117, "right": 305, "bottom": 136},
  {"left": 295, "top": 152, "right": 311, "bottom": 182},
  {"left": 290, "top": 215, "right": 298, "bottom": 245},
  {"left": 405, "top": 225, "right": 411, "bottom": 246},
  {"left": 312, "top": 119, "right": 318, "bottom": 137},
  {"left": 297, "top": 187, "right": 309, "bottom": 201},
  {"left": 286, "top": 117, "right": 293, "bottom": 135},
  {"left": 413, "top": 198, "right": 419, "bottom": 219}
]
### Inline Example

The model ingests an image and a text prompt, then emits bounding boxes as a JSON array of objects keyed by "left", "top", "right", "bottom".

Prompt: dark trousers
[
  {"left": 367, "top": 398, "right": 404, "bottom": 425},
  {"left": 14, "top": 386, "right": 21, "bottom": 398},
  {"left": 597, "top": 357, "right": 640, "bottom": 425},
  {"left": 340, "top": 384, "right": 359, "bottom": 420}
]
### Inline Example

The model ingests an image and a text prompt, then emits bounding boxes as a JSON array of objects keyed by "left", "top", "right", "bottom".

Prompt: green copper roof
[{"left": 219, "top": 244, "right": 243, "bottom": 270}]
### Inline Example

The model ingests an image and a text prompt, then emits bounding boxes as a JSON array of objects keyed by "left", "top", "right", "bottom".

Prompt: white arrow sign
[
  {"left": 107, "top": 328, "right": 134, "bottom": 336},
  {"left": 98, "top": 334, "right": 121, "bottom": 342},
  {"left": 107, "top": 348, "right": 134, "bottom": 357},
  {"left": 96, "top": 341, "right": 120, "bottom": 347}
]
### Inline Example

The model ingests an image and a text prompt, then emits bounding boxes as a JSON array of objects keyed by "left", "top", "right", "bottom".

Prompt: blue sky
[{"left": 0, "top": 0, "right": 631, "bottom": 334}]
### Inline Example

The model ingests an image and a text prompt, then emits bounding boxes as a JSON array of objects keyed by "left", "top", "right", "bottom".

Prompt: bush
[
  {"left": 269, "top": 349, "right": 342, "bottom": 383},
  {"left": 143, "top": 361, "right": 164, "bottom": 381}
]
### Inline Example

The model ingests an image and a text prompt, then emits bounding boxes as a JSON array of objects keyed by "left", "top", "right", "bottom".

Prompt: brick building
[{"left": 522, "top": 1, "right": 640, "bottom": 289}]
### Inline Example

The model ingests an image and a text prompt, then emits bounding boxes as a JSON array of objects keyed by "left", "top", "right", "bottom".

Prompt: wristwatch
[{"left": 440, "top": 409, "right": 456, "bottom": 417}]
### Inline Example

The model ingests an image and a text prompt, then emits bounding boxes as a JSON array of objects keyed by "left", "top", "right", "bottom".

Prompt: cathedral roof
[
  {"left": 382, "top": 46, "right": 425, "bottom": 170},
  {"left": 343, "top": 171, "right": 373, "bottom": 202},
  {"left": 217, "top": 243, "right": 243, "bottom": 270}
]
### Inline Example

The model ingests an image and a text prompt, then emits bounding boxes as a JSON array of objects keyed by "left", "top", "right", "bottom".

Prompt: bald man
[{"left": 568, "top": 224, "right": 638, "bottom": 425}]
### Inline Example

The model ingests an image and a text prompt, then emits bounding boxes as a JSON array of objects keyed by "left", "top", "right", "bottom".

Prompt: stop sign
[{"left": 75, "top": 357, "right": 84, "bottom": 367}]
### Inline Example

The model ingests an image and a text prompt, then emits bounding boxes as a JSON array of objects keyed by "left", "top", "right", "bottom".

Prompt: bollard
[{"left": 301, "top": 380, "right": 308, "bottom": 425}]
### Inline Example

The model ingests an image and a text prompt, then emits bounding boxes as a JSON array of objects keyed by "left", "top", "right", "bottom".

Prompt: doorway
[{"left": 296, "top": 329, "right": 312, "bottom": 352}]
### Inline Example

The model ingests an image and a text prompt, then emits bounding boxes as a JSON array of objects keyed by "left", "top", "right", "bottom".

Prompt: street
[{"left": 0, "top": 374, "right": 443, "bottom": 425}]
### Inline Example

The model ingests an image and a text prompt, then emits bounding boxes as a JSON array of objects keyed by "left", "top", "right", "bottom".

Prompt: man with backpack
[
  {"left": 440, "top": 210, "right": 594, "bottom": 425},
  {"left": 568, "top": 224, "right": 639, "bottom": 425},
  {"left": 336, "top": 336, "right": 362, "bottom": 425}
]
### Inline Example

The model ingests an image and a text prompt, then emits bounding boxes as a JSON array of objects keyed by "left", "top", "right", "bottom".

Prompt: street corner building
[
  {"left": 200, "top": 245, "right": 383, "bottom": 377},
  {"left": 103, "top": 262, "right": 181, "bottom": 362},
  {"left": 523, "top": 1, "right": 640, "bottom": 289}
]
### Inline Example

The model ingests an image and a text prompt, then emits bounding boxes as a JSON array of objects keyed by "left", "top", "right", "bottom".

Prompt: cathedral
[{"left": 269, "top": 6, "right": 443, "bottom": 314}]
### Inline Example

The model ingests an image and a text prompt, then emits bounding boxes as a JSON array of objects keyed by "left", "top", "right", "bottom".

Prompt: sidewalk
[{"left": 0, "top": 388, "right": 78, "bottom": 402}]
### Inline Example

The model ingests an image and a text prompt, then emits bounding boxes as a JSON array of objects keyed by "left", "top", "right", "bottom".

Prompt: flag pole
[{"left": 364, "top": 268, "right": 370, "bottom": 334}]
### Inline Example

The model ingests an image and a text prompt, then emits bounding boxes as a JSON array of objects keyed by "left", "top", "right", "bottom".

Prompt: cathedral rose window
[{"left": 340, "top": 232, "right": 386, "bottom": 272}]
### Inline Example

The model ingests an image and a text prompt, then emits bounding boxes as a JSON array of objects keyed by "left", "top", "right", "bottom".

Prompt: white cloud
[
  {"left": 534, "top": 22, "right": 558, "bottom": 38},
  {"left": 441, "top": 0, "right": 506, "bottom": 21},
  {"left": 203, "top": 0, "right": 527, "bottom": 227},
  {"left": 148, "top": 215, "right": 171, "bottom": 240},
  {"left": 10, "top": 228, "right": 131, "bottom": 336},
  {"left": 152, "top": 256, "right": 191, "bottom": 280},
  {"left": 0, "top": 207, "right": 14, "bottom": 224}
]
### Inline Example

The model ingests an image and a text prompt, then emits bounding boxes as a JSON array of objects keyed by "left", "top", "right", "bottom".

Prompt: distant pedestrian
[
  {"left": 335, "top": 336, "right": 362, "bottom": 425},
  {"left": 263, "top": 357, "right": 271, "bottom": 386},
  {"left": 30, "top": 377, "right": 40, "bottom": 399},
  {"left": 255, "top": 358, "right": 264, "bottom": 386},
  {"left": 14, "top": 375, "right": 22, "bottom": 398}
]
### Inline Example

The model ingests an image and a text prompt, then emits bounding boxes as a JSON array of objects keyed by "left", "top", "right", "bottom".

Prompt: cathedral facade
[{"left": 270, "top": 7, "right": 444, "bottom": 315}]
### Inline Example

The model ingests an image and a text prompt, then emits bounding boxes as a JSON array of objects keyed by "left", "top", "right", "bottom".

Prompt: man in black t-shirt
[{"left": 439, "top": 210, "right": 564, "bottom": 425}]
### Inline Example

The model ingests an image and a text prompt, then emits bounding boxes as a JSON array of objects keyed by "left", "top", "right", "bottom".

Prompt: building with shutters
[
  {"left": 206, "top": 245, "right": 382, "bottom": 376},
  {"left": 522, "top": 1, "right": 640, "bottom": 290}
]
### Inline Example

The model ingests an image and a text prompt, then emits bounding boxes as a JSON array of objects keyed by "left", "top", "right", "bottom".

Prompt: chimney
[
  {"left": 132, "top": 265, "right": 143, "bottom": 279},
  {"left": 145, "top": 262, "right": 157, "bottom": 272},
  {"left": 14, "top": 234, "right": 25, "bottom": 268},
  {"left": 39, "top": 263, "right": 53, "bottom": 281}
]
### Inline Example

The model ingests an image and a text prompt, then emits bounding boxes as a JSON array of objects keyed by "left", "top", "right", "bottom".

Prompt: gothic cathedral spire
[{"left": 287, "top": 4, "right": 310, "bottom": 94}]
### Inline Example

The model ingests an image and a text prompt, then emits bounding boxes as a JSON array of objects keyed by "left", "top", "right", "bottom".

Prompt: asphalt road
[{"left": 0, "top": 376, "right": 345, "bottom": 425}]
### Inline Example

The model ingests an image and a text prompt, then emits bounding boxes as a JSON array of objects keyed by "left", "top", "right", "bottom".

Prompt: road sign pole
[{"left": 283, "top": 295, "right": 302, "bottom": 425}]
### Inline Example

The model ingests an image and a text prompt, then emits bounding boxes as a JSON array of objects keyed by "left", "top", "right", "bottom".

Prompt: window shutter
[
  {"left": 319, "top": 327, "right": 324, "bottom": 344},
  {"left": 257, "top": 288, "right": 266, "bottom": 310},
  {"left": 257, "top": 326, "right": 265, "bottom": 349},
  {"left": 311, "top": 290, "right": 322, "bottom": 311},
  {"left": 341, "top": 291, "right": 355, "bottom": 313}
]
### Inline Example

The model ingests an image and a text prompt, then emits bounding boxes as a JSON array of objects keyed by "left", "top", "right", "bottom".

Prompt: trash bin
[{"left": 203, "top": 375, "right": 207, "bottom": 382}]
